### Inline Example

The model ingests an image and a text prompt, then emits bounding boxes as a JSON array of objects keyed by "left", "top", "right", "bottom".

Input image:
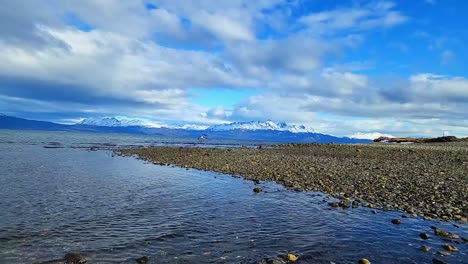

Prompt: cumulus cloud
[
  {"left": 0, "top": 0, "right": 466, "bottom": 137},
  {"left": 348, "top": 132, "right": 395, "bottom": 140}
]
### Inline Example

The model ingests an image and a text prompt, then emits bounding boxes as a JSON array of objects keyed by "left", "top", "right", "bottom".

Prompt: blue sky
[{"left": 0, "top": 0, "right": 467, "bottom": 138}]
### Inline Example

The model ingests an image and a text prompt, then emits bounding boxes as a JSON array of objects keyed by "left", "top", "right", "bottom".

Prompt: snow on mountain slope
[
  {"left": 78, "top": 118, "right": 314, "bottom": 133},
  {"left": 207, "top": 120, "right": 315, "bottom": 133},
  {"left": 79, "top": 117, "right": 160, "bottom": 127},
  {"left": 78, "top": 116, "right": 206, "bottom": 130}
]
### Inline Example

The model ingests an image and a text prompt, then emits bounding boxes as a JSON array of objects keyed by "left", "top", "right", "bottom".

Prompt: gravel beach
[{"left": 118, "top": 142, "right": 468, "bottom": 222}]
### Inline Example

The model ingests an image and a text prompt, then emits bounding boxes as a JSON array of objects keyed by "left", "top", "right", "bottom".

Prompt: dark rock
[
  {"left": 64, "top": 253, "right": 86, "bottom": 264},
  {"left": 136, "top": 256, "right": 149, "bottom": 264},
  {"left": 433, "top": 258, "right": 448, "bottom": 264},
  {"left": 253, "top": 187, "right": 263, "bottom": 193},
  {"left": 419, "top": 233, "right": 430, "bottom": 240},
  {"left": 391, "top": 219, "right": 401, "bottom": 225},
  {"left": 328, "top": 202, "right": 340, "bottom": 207}
]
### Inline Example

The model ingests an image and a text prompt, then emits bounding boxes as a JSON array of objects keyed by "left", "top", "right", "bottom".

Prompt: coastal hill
[{"left": 0, "top": 115, "right": 369, "bottom": 144}]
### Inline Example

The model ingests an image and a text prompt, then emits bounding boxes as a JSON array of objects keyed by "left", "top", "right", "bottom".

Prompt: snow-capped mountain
[
  {"left": 78, "top": 116, "right": 206, "bottom": 130},
  {"left": 79, "top": 117, "right": 153, "bottom": 127},
  {"left": 207, "top": 120, "right": 315, "bottom": 133},
  {"left": 174, "top": 124, "right": 208, "bottom": 130},
  {"left": 78, "top": 117, "right": 313, "bottom": 133}
]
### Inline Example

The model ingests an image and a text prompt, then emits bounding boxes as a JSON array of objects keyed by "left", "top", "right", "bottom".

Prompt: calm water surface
[{"left": 0, "top": 130, "right": 466, "bottom": 263}]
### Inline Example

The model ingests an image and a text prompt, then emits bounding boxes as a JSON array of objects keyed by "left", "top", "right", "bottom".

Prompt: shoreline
[{"left": 118, "top": 142, "right": 468, "bottom": 222}]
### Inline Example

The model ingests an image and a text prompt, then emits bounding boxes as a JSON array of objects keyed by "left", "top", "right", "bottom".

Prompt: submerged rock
[
  {"left": 256, "top": 258, "right": 286, "bottom": 264},
  {"left": 253, "top": 187, "right": 263, "bottom": 193},
  {"left": 136, "top": 256, "right": 149, "bottom": 264},
  {"left": 419, "top": 233, "right": 430, "bottom": 240},
  {"left": 391, "top": 219, "right": 401, "bottom": 225},
  {"left": 433, "top": 258, "right": 448, "bottom": 264},
  {"left": 64, "top": 253, "right": 86, "bottom": 264},
  {"left": 437, "top": 251, "right": 451, "bottom": 256},
  {"left": 421, "top": 246, "right": 431, "bottom": 252}
]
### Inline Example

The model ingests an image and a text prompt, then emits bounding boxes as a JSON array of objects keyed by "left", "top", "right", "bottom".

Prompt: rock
[
  {"left": 253, "top": 179, "right": 261, "bottom": 184},
  {"left": 437, "top": 251, "right": 451, "bottom": 256},
  {"left": 253, "top": 187, "right": 263, "bottom": 193},
  {"left": 419, "top": 233, "right": 430, "bottom": 240},
  {"left": 433, "top": 258, "right": 448, "bottom": 264},
  {"left": 329, "top": 202, "right": 340, "bottom": 207},
  {"left": 258, "top": 258, "right": 286, "bottom": 264},
  {"left": 434, "top": 228, "right": 459, "bottom": 239},
  {"left": 359, "top": 258, "right": 371, "bottom": 264},
  {"left": 371, "top": 210, "right": 377, "bottom": 214},
  {"left": 442, "top": 245, "right": 458, "bottom": 251},
  {"left": 391, "top": 219, "right": 401, "bottom": 225},
  {"left": 421, "top": 246, "right": 431, "bottom": 252},
  {"left": 136, "top": 256, "right": 149, "bottom": 264},
  {"left": 339, "top": 198, "right": 351, "bottom": 208},
  {"left": 64, "top": 253, "right": 86, "bottom": 264},
  {"left": 286, "top": 254, "right": 298, "bottom": 262}
]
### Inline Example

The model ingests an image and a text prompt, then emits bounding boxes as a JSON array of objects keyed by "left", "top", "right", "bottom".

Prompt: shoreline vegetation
[{"left": 118, "top": 141, "right": 468, "bottom": 223}]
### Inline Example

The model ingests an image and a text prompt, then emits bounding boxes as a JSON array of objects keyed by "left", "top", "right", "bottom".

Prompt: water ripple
[{"left": 0, "top": 131, "right": 466, "bottom": 263}]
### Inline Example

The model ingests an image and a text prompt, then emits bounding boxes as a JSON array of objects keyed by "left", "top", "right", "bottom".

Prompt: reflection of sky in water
[{"left": 0, "top": 131, "right": 466, "bottom": 263}]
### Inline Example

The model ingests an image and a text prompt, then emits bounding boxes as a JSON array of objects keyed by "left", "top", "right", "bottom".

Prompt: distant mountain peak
[
  {"left": 77, "top": 116, "right": 207, "bottom": 130},
  {"left": 79, "top": 116, "right": 150, "bottom": 127},
  {"left": 207, "top": 120, "right": 315, "bottom": 133},
  {"left": 77, "top": 117, "right": 316, "bottom": 133}
]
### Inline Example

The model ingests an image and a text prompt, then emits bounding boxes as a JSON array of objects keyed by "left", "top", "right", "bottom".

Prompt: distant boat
[{"left": 198, "top": 134, "right": 208, "bottom": 143}]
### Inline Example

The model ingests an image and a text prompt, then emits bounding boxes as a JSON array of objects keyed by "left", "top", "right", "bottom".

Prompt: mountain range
[
  {"left": 79, "top": 117, "right": 314, "bottom": 133},
  {"left": 0, "top": 115, "right": 370, "bottom": 144}
]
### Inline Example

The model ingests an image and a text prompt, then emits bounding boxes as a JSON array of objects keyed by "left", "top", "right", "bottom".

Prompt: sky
[{"left": 0, "top": 0, "right": 467, "bottom": 138}]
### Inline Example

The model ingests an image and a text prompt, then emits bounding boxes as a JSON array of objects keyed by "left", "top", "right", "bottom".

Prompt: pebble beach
[{"left": 118, "top": 142, "right": 468, "bottom": 222}]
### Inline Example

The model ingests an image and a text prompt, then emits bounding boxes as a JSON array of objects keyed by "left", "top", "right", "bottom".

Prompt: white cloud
[
  {"left": 300, "top": 2, "right": 407, "bottom": 34},
  {"left": 0, "top": 0, "right": 466, "bottom": 137},
  {"left": 349, "top": 132, "right": 395, "bottom": 139}
]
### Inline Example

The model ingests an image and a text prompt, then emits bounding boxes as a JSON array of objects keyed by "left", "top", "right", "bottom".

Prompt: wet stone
[
  {"left": 64, "top": 253, "right": 86, "bottom": 264},
  {"left": 253, "top": 187, "right": 263, "bottom": 193},
  {"left": 359, "top": 258, "right": 371, "bottom": 264},
  {"left": 421, "top": 246, "right": 431, "bottom": 252},
  {"left": 419, "top": 233, "right": 430, "bottom": 240},
  {"left": 442, "top": 245, "right": 458, "bottom": 251}
]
